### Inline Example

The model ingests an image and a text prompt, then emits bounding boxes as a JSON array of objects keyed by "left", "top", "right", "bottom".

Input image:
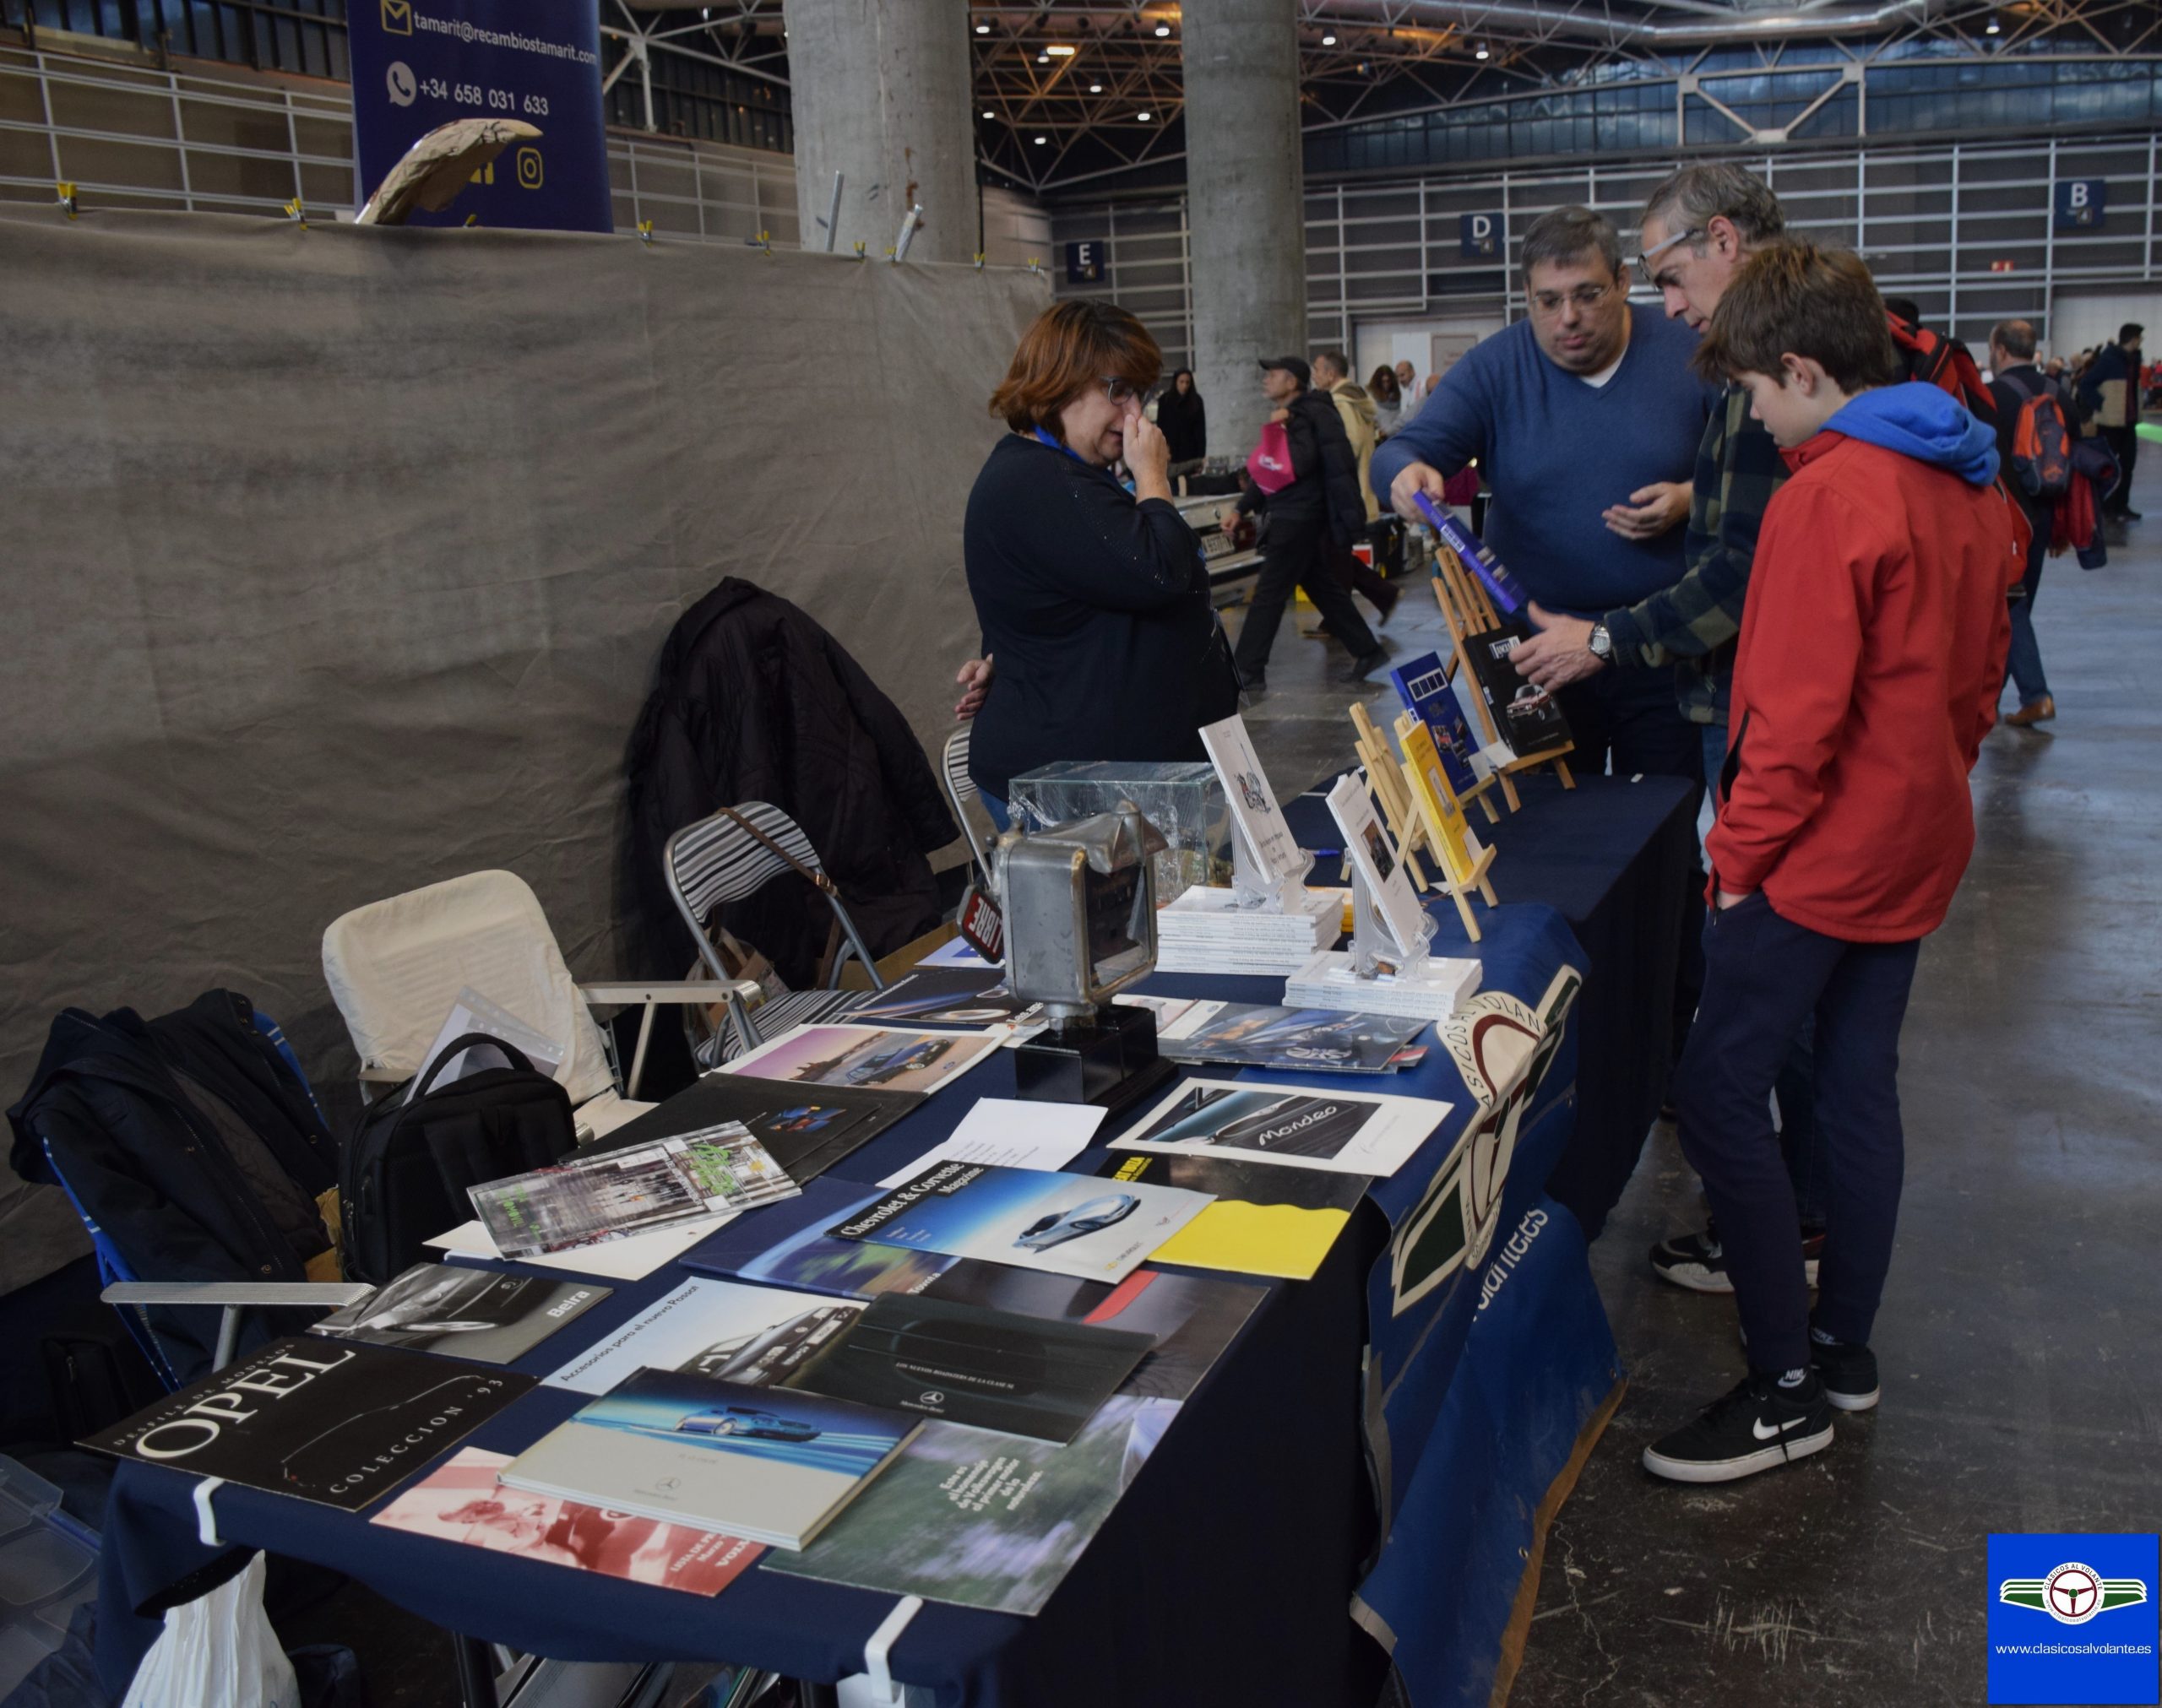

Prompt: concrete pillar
[
  {"left": 1182, "top": 0, "right": 1307, "bottom": 459},
  {"left": 783, "top": 0, "right": 976, "bottom": 266}
]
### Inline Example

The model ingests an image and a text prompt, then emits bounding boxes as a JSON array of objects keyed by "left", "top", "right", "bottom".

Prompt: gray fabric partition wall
[{"left": 0, "top": 207, "right": 1048, "bottom": 1292}]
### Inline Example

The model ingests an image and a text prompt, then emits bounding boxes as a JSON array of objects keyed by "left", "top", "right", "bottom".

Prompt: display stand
[
  {"left": 1428, "top": 545, "right": 1578, "bottom": 807},
  {"left": 1228, "top": 808, "right": 1314, "bottom": 911},
  {"left": 1347, "top": 859, "right": 1437, "bottom": 978},
  {"left": 1394, "top": 713, "right": 1500, "bottom": 945},
  {"left": 1349, "top": 702, "right": 1433, "bottom": 892}
]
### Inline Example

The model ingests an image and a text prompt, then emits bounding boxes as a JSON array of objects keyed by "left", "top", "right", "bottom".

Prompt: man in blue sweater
[{"left": 1372, "top": 207, "right": 1716, "bottom": 789}]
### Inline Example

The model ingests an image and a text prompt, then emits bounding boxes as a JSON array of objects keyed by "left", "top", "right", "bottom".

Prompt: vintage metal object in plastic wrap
[{"left": 1007, "top": 759, "right": 1230, "bottom": 903}]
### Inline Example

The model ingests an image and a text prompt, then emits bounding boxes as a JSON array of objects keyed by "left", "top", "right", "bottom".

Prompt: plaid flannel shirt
[{"left": 1602, "top": 382, "right": 1788, "bottom": 724}]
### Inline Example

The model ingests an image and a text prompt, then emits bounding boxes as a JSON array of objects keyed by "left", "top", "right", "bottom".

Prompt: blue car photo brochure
[
  {"left": 497, "top": 1367, "right": 920, "bottom": 1550},
  {"left": 822, "top": 1161, "right": 1214, "bottom": 1283}
]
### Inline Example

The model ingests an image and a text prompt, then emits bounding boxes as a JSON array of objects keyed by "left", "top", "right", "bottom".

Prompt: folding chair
[
  {"left": 941, "top": 724, "right": 999, "bottom": 892},
  {"left": 322, "top": 870, "right": 741, "bottom": 1124},
  {"left": 663, "top": 802, "right": 885, "bottom": 1065}
]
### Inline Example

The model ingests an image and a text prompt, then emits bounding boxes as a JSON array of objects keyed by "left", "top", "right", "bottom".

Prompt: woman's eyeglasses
[{"left": 1100, "top": 376, "right": 1141, "bottom": 405}]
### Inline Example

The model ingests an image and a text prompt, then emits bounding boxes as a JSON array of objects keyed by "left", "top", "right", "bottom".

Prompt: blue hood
[{"left": 1822, "top": 382, "right": 1999, "bottom": 486}]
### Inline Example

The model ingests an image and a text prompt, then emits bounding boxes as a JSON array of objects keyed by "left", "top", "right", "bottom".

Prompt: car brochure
[
  {"left": 1198, "top": 712, "right": 1307, "bottom": 888},
  {"left": 1388, "top": 651, "right": 1482, "bottom": 797},
  {"left": 1325, "top": 771, "right": 1432, "bottom": 960},
  {"left": 1415, "top": 495, "right": 1530, "bottom": 616},
  {"left": 1463, "top": 628, "right": 1573, "bottom": 761},
  {"left": 370, "top": 1447, "right": 765, "bottom": 1597},
  {"left": 771, "top": 1392, "right": 1178, "bottom": 1616},
  {"left": 681, "top": 1176, "right": 966, "bottom": 1300},
  {"left": 310, "top": 1263, "right": 608, "bottom": 1364},
  {"left": 874, "top": 1097, "right": 1105, "bottom": 1187},
  {"left": 469, "top": 1124, "right": 797, "bottom": 1261},
  {"left": 1098, "top": 1152, "right": 1371, "bottom": 1282},
  {"left": 847, "top": 969, "right": 1040, "bottom": 1030},
  {"left": 1399, "top": 718, "right": 1489, "bottom": 892},
  {"left": 545, "top": 1277, "right": 864, "bottom": 1396},
  {"left": 1138, "top": 1000, "right": 1429, "bottom": 1074},
  {"left": 498, "top": 1369, "right": 920, "bottom": 1550},
  {"left": 408, "top": 987, "right": 565, "bottom": 1106},
  {"left": 1113, "top": 1080, "right": 1449, "bottom": 1179},
  {"left": 1285, "top": 949, "right": 1484, "bottom": 1022},
  {"left": 785, "top": 1293, "right": 1154, "bottom": 1443},
  {"left": 722, "top": 1023, "right": 1002, "bottom": 1098},
  {"left": 586, "top": 1074, "right": 925, "bottom": 1186},
  {"left": 81, "top": 1337, "right": 532, "bottom": 1510},
  {"left": 824, "top": 1161, "right": 1214, "bottom": 1284}
]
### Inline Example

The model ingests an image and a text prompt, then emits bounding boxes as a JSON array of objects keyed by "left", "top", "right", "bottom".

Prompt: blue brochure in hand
[
  {"left": 1415, "top": 494, "right": 1528, "bottom": 617},
  {"left": 1387, "top": 651, "right": 1480, "bottom": 795}
]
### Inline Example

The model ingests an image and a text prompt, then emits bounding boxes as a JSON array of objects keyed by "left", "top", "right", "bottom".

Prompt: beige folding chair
[
  {"left": 663, "top": 802, "right": 884, "bottom": 1065},
  {"left": 322, "top": 869, "right": 737, "bottom": 1118}
]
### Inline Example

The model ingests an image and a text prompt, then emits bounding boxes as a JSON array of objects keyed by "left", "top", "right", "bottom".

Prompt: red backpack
[
  {"left": 1885, "top": 312, "right": 1999, "bottom": 430},
  {"left": 1996, "top": 369, "right": 2072, "bottom": 502}
]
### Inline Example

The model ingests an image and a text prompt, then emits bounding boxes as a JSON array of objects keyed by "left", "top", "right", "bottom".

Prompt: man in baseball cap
[{"left": 1258, "top": 355, "right": 1311, "bottom": 386}]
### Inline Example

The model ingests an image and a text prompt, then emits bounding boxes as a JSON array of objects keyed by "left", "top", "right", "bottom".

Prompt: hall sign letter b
[
  {"left": 1460, "top": 214, "right": 1499, "bottom": 258},
  {"left": 2054, "top": 180, "right": 2106, "bottom": 230}
]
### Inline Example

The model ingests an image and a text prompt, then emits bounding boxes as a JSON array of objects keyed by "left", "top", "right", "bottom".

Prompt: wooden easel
[
  {"left": 1348, "top": 702, "right": 1433, "bottom": 893},
  {"left": 1394, "top": 711, "right": 1499, "bottom": 943},
  {"left": 1428, "top": 545, "right": 1578, "bottom": 807}
]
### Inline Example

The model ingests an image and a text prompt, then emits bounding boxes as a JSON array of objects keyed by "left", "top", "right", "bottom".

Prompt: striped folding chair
[
  {"left": 941, "top": 725, "right": 998, "bottom": 891},
  {"left": 664, "top": 802, "right": 885, "bottom": 1065}
]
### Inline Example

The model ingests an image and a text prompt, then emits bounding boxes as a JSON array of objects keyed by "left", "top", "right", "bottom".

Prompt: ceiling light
[
  {"left": 1322, "top": 31, "right": 1337, "bottom": 45},
  {"left": 1037, "top": 52, "right": 1048, "bottom": 62},
  {"left": 1089, "top": 81, "right": 1104, "bottom": 91},
  {"left": 982, "top": 109, "right": 995, "bottom": 118},
  {"left": 1985, "top": 11, "right": 2001, "bottom": 30},
  {"left": 1474, "top": 40, "right": 1490, "bottom": 57},
  {"left": 1137, "top": 110, "right": 1152, "bottom": 120},
  {"left": 1154, "top": 23, "right": 1171, "bottom": 36},
  {"left": 1046, "top": 43, "right": 1077, "bottom": 56},
  {"left": 975, "top": 21, "right": 990, "bottom": 33},
  {"left": 1034, "top": 134, "right": 1048, "bottom": 144}
]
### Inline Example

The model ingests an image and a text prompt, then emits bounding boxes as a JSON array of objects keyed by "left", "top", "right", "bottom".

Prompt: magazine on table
[
  {"left": 847, "top": 968, "right": 1042, "bottom": 1030},
  {"left": 784, "top": 1292, "right": 1154, "bottom": 1443},
  {"left": 723, "top": 1023, "right": 1002, "bottom": 1098},
  {"left": 545, "top": 1277, "right": 863, "bottom": 1396},
  {"left": 469, "top": 1123, "right": 797, "bottom": 1261},
  {"left": 1463, "top": 628, "right": 1572, "bottom": 761},
  {"left": 309, "top": 1263, "right": 608, "bottom": 1364},
  {"left": 825, "top": 1161, "right": 1214, "bottom": 1284},
  {"left": 1140, "top": 999, "right": 1429, "bottom": 1074},
  {"left": 682, "top": 1176, "right": 964, "bottom": 1300},
  {"left": 770, "top": 1392, "right": 1178, "bottom": 1616},
  {"left": 1097, "top": 1151, "right": 1372, "bottom": 1281},
  {"left": 81, "top": 1338, "right": 531, "bottom": 1510},
  {"left": 370, "top": 1447, "right": 765, "bottom": 1596},
  {"left": 499, "top": 1369, "right": 920, "bottom": 1549},
  {"left": 587, "top": 1073, "right": 925, "bottom": 1185},
  {"left": 1112, "top": 1080, "right": 1448, "bottom": 1179}
]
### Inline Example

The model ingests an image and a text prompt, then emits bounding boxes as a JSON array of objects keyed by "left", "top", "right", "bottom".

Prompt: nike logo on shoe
[{"left": 1751, "top": 1415, "right": 1808, "bottom": 1440}]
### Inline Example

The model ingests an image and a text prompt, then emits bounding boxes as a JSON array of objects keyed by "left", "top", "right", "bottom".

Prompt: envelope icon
[{"left": 382, "top": 0, "right": 412, "bottom": 35}]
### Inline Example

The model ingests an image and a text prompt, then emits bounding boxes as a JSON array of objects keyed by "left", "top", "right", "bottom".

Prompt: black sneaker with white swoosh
[{"left": 1641, "top": 1371, "right": 1835, "bottom": 1483}]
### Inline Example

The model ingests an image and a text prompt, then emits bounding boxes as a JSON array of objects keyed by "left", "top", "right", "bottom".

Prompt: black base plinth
[{"left": 1013, "top": 1004, "right": 1176, "bottom": 1119}]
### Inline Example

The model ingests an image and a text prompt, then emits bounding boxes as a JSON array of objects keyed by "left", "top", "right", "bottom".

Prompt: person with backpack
[
  {"left": 2078, "top": 323, "right": 2143, "bottom": 520},
  {"left": 1988, "top": 320, "right": 2064, "bottom": 727}
]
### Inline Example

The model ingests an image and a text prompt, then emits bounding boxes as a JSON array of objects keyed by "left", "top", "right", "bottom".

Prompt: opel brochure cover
[{"left": 823, "top": 1161, "right": 1214, "bottom": 1283}]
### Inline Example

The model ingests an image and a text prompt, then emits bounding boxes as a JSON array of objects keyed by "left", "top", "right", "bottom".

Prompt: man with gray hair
[{"left": 1372, "top": 202, "right": 1716, "bottom": 1237}]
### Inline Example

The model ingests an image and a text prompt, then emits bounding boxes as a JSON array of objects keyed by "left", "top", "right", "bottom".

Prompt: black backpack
[{"left": 340, "top": 1034, "right": 579, "bottom": 1283}]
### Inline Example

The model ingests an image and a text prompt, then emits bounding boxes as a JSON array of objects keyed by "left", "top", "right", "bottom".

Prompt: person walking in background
[
  {"left": 1311, "top": 349, "right": 1399, "bottom": 626},
  {"left": 1369, "top": 365, "right": 1405, "bottom": 437},
  {"left": 1223, "top": 356, "right": 1388, "bottom": 693},
  {"left": 1987, "top": 320, "right": 2057, "bottom": 729},
  {"left": 1154, "top": 368, "right": 1208, "bottom": 468},
  {"left": 2078, "top": 323, "right": 2143, "bottom": 520}
]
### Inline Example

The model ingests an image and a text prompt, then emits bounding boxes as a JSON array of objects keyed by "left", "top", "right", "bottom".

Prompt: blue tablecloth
[{"left": 100, "top": 903, "right": 1621, "bottom": 1708}]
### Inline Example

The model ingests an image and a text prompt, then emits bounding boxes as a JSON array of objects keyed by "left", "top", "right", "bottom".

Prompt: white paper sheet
[
  {"left": 875, "top": 1098, "right": 1106, "bottom": 1187},
  {"left": 409, "top": 987, "right": 565, "bottom": 1105},
  {"left": 427, "top": 1210, "right": 736, "bottom": 1280}
]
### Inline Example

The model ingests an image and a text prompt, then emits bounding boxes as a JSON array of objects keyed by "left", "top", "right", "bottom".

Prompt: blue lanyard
[{"left": 1033, "top": 426, "right": 1088, "bottom": 464}]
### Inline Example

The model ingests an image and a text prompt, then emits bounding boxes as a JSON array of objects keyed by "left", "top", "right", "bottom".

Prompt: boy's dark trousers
[{"left": 1673, "top": 892, "right": 1922, "bottom": 1375}]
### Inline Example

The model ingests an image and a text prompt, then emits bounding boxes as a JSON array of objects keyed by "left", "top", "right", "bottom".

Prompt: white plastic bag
[{"left": 122, "top": 1550, "right": 300, "bottom": 1708}]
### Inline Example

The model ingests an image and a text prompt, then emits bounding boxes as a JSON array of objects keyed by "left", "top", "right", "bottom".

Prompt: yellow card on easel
[{"left": 1399, "top": 718, "right": 1480, "bottom": 889}]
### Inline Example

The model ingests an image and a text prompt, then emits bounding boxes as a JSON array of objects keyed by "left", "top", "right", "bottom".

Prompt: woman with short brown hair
[{"left": 957, "top": 301, "right": 1238, "bottom": 816}]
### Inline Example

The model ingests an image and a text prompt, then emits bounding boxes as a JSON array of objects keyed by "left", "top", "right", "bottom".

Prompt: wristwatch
[{"left": 1587, "top": 621, "right": 1614, "bottom": 664}]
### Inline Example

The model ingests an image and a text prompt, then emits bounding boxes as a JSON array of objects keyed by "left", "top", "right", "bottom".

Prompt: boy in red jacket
[{"left": 1643, "top": 242, "right": 2025, "bottom": 1483}]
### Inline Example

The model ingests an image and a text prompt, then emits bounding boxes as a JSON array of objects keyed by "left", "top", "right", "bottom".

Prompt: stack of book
[
  {"left": 1154, "top": 886, "right": 1345, "bottom": 975},
  {"left": 1285, "top": 950, "right": 1483, "bottom": 1022}
]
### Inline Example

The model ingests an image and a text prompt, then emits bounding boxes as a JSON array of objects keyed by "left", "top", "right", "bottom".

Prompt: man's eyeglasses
[
  {"left": 1529, "top": 281, "right": 1617, "bottom": 317},
  {"left": 1633, "top": 226, "right": 1704, "bottom": 288},
  {"left": 1100, "top": 376, "right": 1141, "bottom": 404}
]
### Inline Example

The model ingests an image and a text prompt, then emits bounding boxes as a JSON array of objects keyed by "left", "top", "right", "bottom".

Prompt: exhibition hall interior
[{"left": 4, "top": 0, "right": 2160, "bottom": 1704}]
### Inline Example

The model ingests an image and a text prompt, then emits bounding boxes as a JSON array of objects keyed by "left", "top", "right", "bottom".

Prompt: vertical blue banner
[{"left": 346, "top": 0, "right": 611, "bottom": 232}]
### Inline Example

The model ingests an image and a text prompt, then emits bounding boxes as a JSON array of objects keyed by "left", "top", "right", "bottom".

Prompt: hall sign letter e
[
  {"left": 1066, "top": 240, "right": 1106, "bottom": 285},
  {"left": 2055, "top": 180, "right": 2107, "bottom": 231},
  {"left": 347, "top": 0, "right": 611, "bottom": 231}
]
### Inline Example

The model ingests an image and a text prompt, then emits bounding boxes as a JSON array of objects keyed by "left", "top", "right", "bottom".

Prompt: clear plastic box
[
  {"left": 1007, "top": 759, "right": 1231, "bottom": 903},
  {"left": 0, "top": 1457, "right": 98, "bottom": 1698}
]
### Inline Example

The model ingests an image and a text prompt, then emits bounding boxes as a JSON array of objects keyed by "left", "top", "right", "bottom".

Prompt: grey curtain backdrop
[{"left": 0, "top": 207, "right": 1047, "bottom": 1292}]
